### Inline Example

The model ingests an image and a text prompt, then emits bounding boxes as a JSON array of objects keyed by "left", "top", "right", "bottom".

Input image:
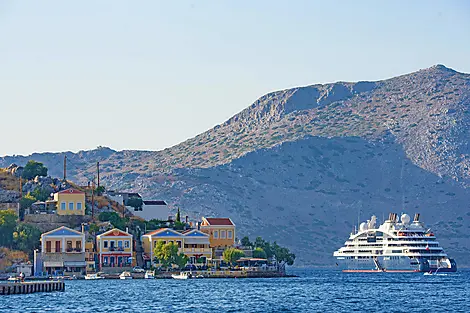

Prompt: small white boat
[
  {"left": 85, "top": 273, "right": 105, "bottom": 280},
  {"left": 119, "top": 271, "right": 132, "bottom": 280},
  {"left": 144, "top": 270, "right": 155, "bottom": 279},
  {"left": 7, "top": 276, "right": 20, "bottom": 282},
  {"left": 171, "top": 272, "right": 192, "bottom": 280}
]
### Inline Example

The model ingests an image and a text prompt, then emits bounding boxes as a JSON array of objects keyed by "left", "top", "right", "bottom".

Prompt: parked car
[{"left": 132, "top": 266, "right": 145, "bottom": 273}]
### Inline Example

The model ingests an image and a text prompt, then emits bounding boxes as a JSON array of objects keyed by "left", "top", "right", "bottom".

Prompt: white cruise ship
[{"left": 333, "top": 213, "right": 457, "bottom": 272}]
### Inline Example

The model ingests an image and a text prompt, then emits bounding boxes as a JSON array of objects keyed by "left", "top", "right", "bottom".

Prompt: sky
[{"left": 1, "top": 0, "right": 469, "bottom": 156}]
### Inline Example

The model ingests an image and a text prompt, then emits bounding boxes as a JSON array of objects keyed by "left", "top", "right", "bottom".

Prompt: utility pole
[
  {"left": 63, "top": 155, "right": 67, "bottom": 182},
  {"left": 19, "top": 177, "right": 23, "bottom": 198},
  {"left": 91, "top": 178, "right": 95, "bottom": 220},
  {"left": 97, "top": 161, "right": 100, "bottom": 188}
]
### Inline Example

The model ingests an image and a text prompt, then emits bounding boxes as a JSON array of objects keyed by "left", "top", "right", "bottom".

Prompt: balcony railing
[
  {"left": 66, "top": 248, "right": 83, "bottom": 253},
  {"left": 108, "top": 247, "right": 125, "bottom": 252},
  {"left": 183, "top": 248, "right": 211, "bottom": 253}
]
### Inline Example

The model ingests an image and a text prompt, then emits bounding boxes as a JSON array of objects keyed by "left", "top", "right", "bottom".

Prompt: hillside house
[
  {"left": 53, "top": 188, "right": 85, "bottom": 216},
  {"left": 37, "top": 226, "right": 86, "bottom": 276}
]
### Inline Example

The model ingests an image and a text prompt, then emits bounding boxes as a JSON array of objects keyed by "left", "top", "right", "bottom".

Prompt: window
[
  {"left": 69, "top": 202, "right": 74, "bottom": 210},
  {"left": 76, "top": 241, "right": 81, "bottom": 251},
  {"left": 61, "top": 202, "right": 66, "bottom": 210},
  {"left": 213, "top": 231, "right": 219, "bottom": 239},
  {"left": 221, "top": 230, "right": 226, "bottom": 239},
  {"left": 77, "top": 202, "right": 82, "bottom": 210},
  {"left": 55, "top": 240, "right": 61, "bottom": 253},
  {"left": 228, "top": 230, "right": 233, "bottom": 239},
  {"left": 104, "top": 256, "right": 108, "bottom": 264},
  {"left": 176, "top": 241, "right": 182, "bottom": 248},
  {"left": 124, "top": 241, "right": 130, "bottom": 248},
  {"left": 46, "top": 241, "right": 51, "bottom": 253},
  {"left": 67, "top": 241, "right": 72, "bottom": 251},
  {"left": 118, "top": 241, "right": 123, "bottom": 249},
  {"left": 104, "top": 240, "right": 108, "bottom": 248},
  {"left": 153, "top": 241, "right": 157, "bottom": 248}
]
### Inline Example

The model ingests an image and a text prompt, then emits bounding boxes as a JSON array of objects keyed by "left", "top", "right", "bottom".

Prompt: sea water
[{"left": 1, "top": 269, "right": 469, "bottom": 312}]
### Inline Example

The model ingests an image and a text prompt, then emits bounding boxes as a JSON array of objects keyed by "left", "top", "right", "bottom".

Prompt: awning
[
  {"left": 44, "top": 261, "right": 64, "bottom": 267},
  {"left": 64, "top": 261, "right": 87, "bottom": 266}
]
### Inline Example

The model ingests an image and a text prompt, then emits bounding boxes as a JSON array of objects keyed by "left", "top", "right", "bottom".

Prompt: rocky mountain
[{"left": 2, "top": 64, "right": 470, "bottom": 266}]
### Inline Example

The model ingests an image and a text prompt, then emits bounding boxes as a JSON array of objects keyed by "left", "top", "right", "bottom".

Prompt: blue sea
[{"left": 1, "top": 269, "right": 469, "bottom": 313}]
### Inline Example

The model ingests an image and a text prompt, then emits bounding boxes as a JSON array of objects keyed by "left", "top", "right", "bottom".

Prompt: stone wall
[{"left": 24, "top": 214, "right": 92, "bottom": 232}]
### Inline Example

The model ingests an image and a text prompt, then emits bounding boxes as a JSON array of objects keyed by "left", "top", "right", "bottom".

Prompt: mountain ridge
[{"left": 2, "top": 64, "right": 470, "bottom": 265}]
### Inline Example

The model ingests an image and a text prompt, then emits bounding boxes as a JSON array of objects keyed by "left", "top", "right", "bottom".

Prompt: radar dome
[
  {"left": 359, "top": 222, "right": 368, "bottom": 232},
  {"left": 401, "top": 214, "right": 411, "bottom": 224}
]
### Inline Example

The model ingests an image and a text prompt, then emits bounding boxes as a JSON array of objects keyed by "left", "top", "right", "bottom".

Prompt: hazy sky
[{"left": 1, "top": 0, "right": 469, "bottom": 156}]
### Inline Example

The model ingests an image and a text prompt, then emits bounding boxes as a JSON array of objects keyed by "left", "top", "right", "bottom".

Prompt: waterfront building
[
  {"left": 200, "top": 217, "right": 236, "bottom": 248},
  {"left": 96, "top": 228, "right": 133, "bottom": 270},
  {"left": 39, "top": 226, "right": 86, "bottom": 276},
  {"left": 141, "top": 228, "right": 211, "bottom": 268},
  {"left": 53, "top": 188, "right": 86, "bottom": 216},
  {"left": 85, "top": 241, "right": 96, "bottom": 273}
]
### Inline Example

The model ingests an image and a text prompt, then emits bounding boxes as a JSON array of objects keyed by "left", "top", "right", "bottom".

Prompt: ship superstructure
[{"left": 333, "top": 213, "right": 457, "bottom": 272}]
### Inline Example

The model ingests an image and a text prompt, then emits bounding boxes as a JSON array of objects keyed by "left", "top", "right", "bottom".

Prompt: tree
[
  {"left": 98, "top": 212, "right": 128, "bottom": 229},
  {"left": 89, "top": 223, "right": 100, "bottom": 236},
  {"left": 0, "top": 210, "right": 17, "bottom": 247},
  {"left": 95, "top": 186, "right": 105, "bottom": 196},
  {"left": 173, "top": 221, "right": 185, "bottom": 231},
  {"left": 253, "top": 247, "right": 267, "bottom": 259},
  {"left": 271, "top": 242, "right": 296, "bottom": 266},
  {"left": 223, "top": 247, "right": 245, "bottom": 266},
  {"left": 126, "top": 197, "right": 143, "bottom": 211},
  {"left": 241, "top": 236, "right": 252, "bottom": 247},
  {"left": 19, "top": 193, "right": 36, "bottom": 220},
  {"left": 21, "top": 160, "right": 48, "bottom": 180},
  {"left": 175, "top": 252, "right": 189, "bottom": 269},
  {"left": 31, "top": 187, "right": 51, "bottom": 202},
  {"left": 175, "top": 207, "right": 181, "bottom": 223},
  {"left": 153, "top": 241, "right": 187, "bottom": 269},
  {"left": 13, "top": 223, "right": 41, "bottom": 253}
]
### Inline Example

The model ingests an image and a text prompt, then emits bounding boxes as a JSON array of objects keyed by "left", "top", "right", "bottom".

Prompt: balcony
[
  {"left": 183, "top": 248, "right": 212, "bottom": 253},
  {"left": 108, "top": 247, "right": 125, "bottom": 252},
  {"left": 42, "top": 252, "right": 85, "bottom": 263},
  {"left": 66, "top": 248, "right": 83, "bottom": 253}
]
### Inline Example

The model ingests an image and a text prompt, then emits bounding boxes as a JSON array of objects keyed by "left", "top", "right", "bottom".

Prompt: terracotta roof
[
  {"left": 57, "top": 188, "right": 85, "bottom": 195},
  {"left": 204, "top": 218, "right": 234, "bottom": 226}
]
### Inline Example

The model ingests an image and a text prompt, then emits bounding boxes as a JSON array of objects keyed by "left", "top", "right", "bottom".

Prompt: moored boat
[
  {"left": 171, "top": 272, "right": 192, "bottom": 280},
  {"left": 144, "top": 270, "right": 155, "bottom": 279},
  {"left": 85, "top": 273, "right": 105, "bottom": 280},
  {"left": 334, "top": 213, "right": 457, "bottom": 273},
  {"left": 119, "top": 271, "right": 133, "bottom": 280}
]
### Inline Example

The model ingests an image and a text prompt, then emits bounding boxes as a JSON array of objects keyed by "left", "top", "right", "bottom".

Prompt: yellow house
[
  {"left": 96, "top": 228, "right": 133, "bottom": 269},
  {"left": 141, "top": 228, "right": 211, "bottom": 267},
  {"left": 40, "top": 226, "right": 86, "bottom": 276},
  {"left": 85, "top": 241, "right": 96, "bottom": 273},
  {"left": 200, "top": 217, "right": 236, "bottom": 248},
  {"left": 53, "top": 188, "right": 86, "bottom": 216}
]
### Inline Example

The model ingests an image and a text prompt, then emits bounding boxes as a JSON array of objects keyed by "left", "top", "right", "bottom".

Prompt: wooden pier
[{"left": 0, "top": 281, "right": 65, "bottom": 295}]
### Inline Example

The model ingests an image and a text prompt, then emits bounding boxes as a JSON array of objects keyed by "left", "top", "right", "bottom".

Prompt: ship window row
[
  {"left": 388, "top": 243, "right": 439, "bottom": 247},
  {"left": 387, "top": 238, "right": 435, "bottom": 241}
]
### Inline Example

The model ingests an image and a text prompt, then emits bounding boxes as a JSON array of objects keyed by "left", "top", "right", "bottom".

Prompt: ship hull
[{"left": 335, "top": 256, "right": 457, "bottom": 273}]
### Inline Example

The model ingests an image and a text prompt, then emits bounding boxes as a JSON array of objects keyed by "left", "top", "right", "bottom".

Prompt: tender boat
[
  {"left": 85, "top": 273, "right": 105, "bottom": 280},
  {"left": 144, "top": 270, "right": 155, "bottom": 279},
  {"left": 334, "top": 213, "right": 457, "bottom": 273},
  {"left": 171, "top": 272, "right": 193, "bottom": 280},
  {"left": 119, "top": 271, "right": 133, "bottom": 280}
]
